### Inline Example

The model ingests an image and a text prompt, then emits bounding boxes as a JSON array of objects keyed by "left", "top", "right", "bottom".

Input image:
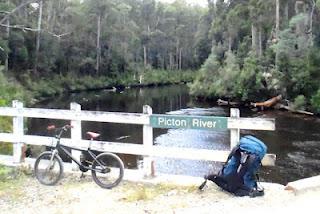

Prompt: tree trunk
[
  {"left": 308, "top": 0, "right": 316, "bottom": 46},
  {"left": 162, "top": 55, "right": 165, "bottom": 69},
  {"left": 275, "top": 0, "right": 280, "bottom": 70},
  {"left": 145, "top": 25, "right": 150, "bottom": 68},
  {"left": 169, "top": 52, "right": 174, "bottom": 70},
  {"left": 4, "top": 0, "right": 9, "bottom": 72},
  {"left": 96, "top": 14, "right": 101, "bottom": 73},
  {"left": 5, "top": 15, "right": 9, "bottom": 72},
  {"left": 284, "top": 0, "right": 289, "bottom": 27},
  {"left": 295, "top": 1, "right": 304, "bottom": 14},
  {"left": 34, "top": 0, "right": 43, "bottom": 73},
  {"left": 275, "top": 0, "right": 280, "bottom": 39},
  {"left": 46, "top": 0, "right": 53, "bottom": 31},
  {"left": 228, "top": 35, "right": 232, "bottom": 52},
  {"left": 179, "top": 48, "right": 182, "bottom": 70},
  {"left": 251, "top": 23, "right": 259, "bottom": 56},
  {"left": 176, "top": 38, "right": 180, "bottom": 69},
  {"left": 258, "top": 28, "right": 262, "bottom": 57},
  {"left": 294, "top": 1, "right": 306, "bottom": 36},
  {"left": 143, "top": 45, "right": 147, "bottom": 68}
]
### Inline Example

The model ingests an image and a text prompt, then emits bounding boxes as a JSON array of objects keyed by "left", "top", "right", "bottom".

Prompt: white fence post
[
  {"left": 230, "top": 108, "right": 240, "bottom": 149},
  {"left": 12, "top": 100, "right": 24, "bottom": 164},
  {"left": 143, "top": 105, "right": 154, "bottom": 177},
  {"left": 70, "top": 102, "right": 82, "bottom": 170}
]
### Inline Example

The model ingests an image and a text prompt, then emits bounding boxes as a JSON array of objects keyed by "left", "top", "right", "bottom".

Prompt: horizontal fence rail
[
  {"left": 0, "top": 106, "right": 149, "bottom": 124},
  {"left": 0, "top": 100, "right": 276, "bottom": 177}
]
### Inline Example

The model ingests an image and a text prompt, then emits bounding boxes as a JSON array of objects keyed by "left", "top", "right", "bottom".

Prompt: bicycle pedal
[{"left": 102, "top": 168, "right": 111, "bottom": 173}]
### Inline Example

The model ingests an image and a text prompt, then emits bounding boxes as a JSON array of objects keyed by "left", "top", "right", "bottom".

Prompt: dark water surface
[{"left": 27, "top": 85, "right": 320, "bottom": 185}]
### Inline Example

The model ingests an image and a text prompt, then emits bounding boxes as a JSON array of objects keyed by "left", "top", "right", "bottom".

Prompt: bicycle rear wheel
[
  {"left": 34, "top": 151, "right": 63, "bottom": 186},
  {"left": 91, "top": 152, "right": 124, "bottom": 189}
]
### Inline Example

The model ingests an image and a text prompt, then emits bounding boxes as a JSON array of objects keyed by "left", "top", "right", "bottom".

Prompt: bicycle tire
[
  {"left": 91, "top": 152, "right": 124, "bottom": 189},
  {"left": 34, "top": 151, "right": 63, "bottom": 186}
]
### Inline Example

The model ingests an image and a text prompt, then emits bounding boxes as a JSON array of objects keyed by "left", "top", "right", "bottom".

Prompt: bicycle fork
[{"left": 47, "top": 149, "right": 58, "bottom": 171}]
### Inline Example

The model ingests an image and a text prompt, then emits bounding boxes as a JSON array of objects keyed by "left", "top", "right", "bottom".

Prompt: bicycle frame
[
  {"left": 59, "top": 145, "right": 106, "bottom": 172},
  {"left": 51, "top": 127, "right": 106, "bottom": 173}
]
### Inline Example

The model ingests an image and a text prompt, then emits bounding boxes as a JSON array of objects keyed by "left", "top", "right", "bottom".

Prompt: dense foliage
[
  {"left": 0, "top": 0, "right": 204, "bottom": 75},
  {"left": 190, "top": 0, "right": 320, "bottom": 112}
]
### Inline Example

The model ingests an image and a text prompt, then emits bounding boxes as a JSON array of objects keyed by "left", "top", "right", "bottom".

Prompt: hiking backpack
[{"left": 200, "top": 135, "right": 267, "bottom": 197}]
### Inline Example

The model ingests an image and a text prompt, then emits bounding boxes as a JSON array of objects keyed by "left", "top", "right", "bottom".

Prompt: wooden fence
[{"left": 0, "top": 100, "right": 276, "bottom": 177}]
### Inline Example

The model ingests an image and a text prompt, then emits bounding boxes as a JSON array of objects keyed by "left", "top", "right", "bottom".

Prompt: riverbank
[
  {"left": 1, "top": 170, "right": 319, "bottom": 214},
  {"left": 20, "top": 69, "right": 195, "bottom": 102}
]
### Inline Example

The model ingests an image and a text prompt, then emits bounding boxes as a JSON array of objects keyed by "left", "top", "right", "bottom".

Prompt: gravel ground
[{"left": 0, "top": 174, "right": 319, "bottom": 214}]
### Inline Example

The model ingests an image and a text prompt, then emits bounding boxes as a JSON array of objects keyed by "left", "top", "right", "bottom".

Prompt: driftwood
[
  {"left": 253, "top": 95, "right": 314, "bottom": 115},
  {"left": 217, "top": 95, "right": 314, "bottom": 116},
  {"left": 251, "top": 95, "right": 282, "bottom": 108},
  {"left": 278, "top": 104, "right": 314, "bottom": 116},
  {"left": 217, "top": 99, "right": 240, "bottom": 106}
]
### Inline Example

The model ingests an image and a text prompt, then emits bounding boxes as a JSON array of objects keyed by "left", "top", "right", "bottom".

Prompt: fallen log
[
  {"left": 217, "top": 99, "right": 239, "bottom": 106},
  {"left": 278, "top": 104, "right": 314, "bottom": 116},
  {"left": 251, "top": 95, "right": 282, "bottom": 108},
  {"left": 218, "top": 95, "right": 315, "bottom": 116}
]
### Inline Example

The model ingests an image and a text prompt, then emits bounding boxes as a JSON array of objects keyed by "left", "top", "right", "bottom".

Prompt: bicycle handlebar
[
  {"left": 64, "top": 124, "right": 74, "bottom": 130},
  {"left": 47, "top": 124, "right": 73, "bottom": 131}
]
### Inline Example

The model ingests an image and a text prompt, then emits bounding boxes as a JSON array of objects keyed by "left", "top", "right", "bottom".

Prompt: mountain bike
[{"left": 34, "top": 124, "right": 124, "bottom": 189}]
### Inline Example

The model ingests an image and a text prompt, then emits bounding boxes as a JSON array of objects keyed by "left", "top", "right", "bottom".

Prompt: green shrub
[
  {"left": 189, "top": 52, "right": 221, "bottom": 98},
  {"left": 0, "top": 142, "right": 13, "bottom": 155},
  {"left": 0, "top": 165, "right": 13, "bottom": 180},
  {"left": 190, "top": 51, "right": 266, "bottom": 101},
  {"left": 311, "top": 89, "right": 320, "bottom": 113},
  {"left": 292, "top": 95, "right": 306, "bottom": 111}
]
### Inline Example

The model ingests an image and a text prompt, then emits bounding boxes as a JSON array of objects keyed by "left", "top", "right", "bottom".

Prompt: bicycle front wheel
[
  {"left": 34, "top": 151, "right": 63, "bottom": 186},
  {"left": 91, "top": 153, "right": 124, "bottom": 189}
]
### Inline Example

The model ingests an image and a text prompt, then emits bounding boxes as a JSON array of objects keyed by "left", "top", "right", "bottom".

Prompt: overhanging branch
[
  {"left": 47, "top": 31, "right": 72, "bottom": 38},
  {"left": 0, "top": 23, "right": 38, "bottom": 32},
  {"left": 0, "top": 24, "right": 72, "bottom": 39}
]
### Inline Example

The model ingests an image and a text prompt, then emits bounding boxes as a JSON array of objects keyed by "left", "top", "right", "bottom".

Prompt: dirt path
[{"left": 1, "top": 174, "right": 319, "bottom": 214}]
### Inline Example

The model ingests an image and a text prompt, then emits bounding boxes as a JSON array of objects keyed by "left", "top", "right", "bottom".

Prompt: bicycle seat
[{"left": 86, "top": 132, "right": 100, "bottom": 139}]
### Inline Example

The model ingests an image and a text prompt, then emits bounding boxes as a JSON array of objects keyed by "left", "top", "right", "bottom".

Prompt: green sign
[{"left": 150, "top": 114, "right": 228, "bottom": 130}]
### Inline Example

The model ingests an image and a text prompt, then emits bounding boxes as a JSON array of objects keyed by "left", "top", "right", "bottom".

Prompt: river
[{"left": 26, "top": 84, "right": 320, "bottom": 185}]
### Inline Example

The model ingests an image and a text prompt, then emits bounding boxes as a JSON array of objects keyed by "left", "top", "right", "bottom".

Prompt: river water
[{"left": 27, "top": 85, "right": 320, "bottom": 185}]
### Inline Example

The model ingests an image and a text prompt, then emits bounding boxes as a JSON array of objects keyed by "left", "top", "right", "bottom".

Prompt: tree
[
  {"left": 83, "top": 0, "right": 117, "bottom": 74},
  {"left": 34, "top": 0, "right": 43, "bottom": 73},
  {"left": 249, "top": 0, "right": 274, "bottom": 57}
]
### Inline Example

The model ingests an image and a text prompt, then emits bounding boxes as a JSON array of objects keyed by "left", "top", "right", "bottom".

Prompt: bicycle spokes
[
  {"left": 91, "top": 153, "right": 124, "bottom": 189},
  {"left": 34, "top": 152, "right": 63, "bottom": 186}
]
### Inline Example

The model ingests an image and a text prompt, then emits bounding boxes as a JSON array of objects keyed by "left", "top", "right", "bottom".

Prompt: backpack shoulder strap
[
  {"left": 226, "top": 144, "right": 240, "bottom": 162},
  {"left": 219, "top": 145, "right": 241, "bottom": 176},
  {"left": 237, "top": 153, "right": 257, "bottom": 177}
]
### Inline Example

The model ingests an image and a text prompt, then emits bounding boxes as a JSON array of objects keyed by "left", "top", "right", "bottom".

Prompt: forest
[{"left": 1, "top": 0, "right": 320, "bottom": 113}]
